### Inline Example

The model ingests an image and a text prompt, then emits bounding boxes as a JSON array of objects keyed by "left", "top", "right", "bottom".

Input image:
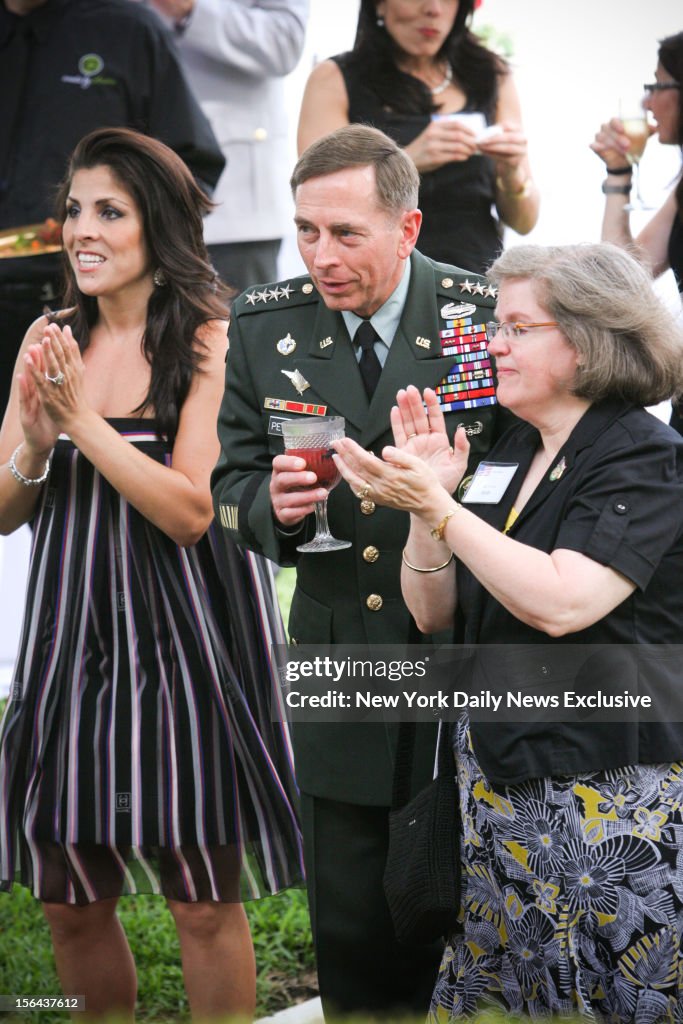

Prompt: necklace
[{"left": 430, "top": 63, "right": 453, "bottom": 96}]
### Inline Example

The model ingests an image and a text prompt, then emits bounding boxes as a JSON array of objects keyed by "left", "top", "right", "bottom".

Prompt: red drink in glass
[{"left": 287, "top": 446, "right": 341, "bottom": 490}]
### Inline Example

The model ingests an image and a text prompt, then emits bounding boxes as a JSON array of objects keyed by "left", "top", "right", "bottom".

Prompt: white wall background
[{"left": 2, "top": 0, "right": 682, "bottom": 692}]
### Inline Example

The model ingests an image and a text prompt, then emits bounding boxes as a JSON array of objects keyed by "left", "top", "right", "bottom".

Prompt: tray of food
[{"left": 0, "top": 219, "right": 62, "bottom": 258}]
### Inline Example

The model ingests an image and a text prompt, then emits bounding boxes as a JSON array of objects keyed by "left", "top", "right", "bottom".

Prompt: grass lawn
[{"left": 0, "top": 566, "right": 314, "bottom": 1023}]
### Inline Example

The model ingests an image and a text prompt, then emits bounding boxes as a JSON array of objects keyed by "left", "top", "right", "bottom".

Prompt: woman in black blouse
[
  {"left": 334, "top": 242, "right": 683, "bottom": 1021},
  {"left": 298, "top": 0, "right": 538, "bottom": 274}
]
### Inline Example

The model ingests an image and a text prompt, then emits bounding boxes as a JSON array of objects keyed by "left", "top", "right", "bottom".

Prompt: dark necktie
[{"left": 354, "top": 320, "right": 383, "bottom": 400}]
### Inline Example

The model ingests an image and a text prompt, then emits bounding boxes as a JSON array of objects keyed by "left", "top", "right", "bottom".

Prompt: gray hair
[
  {"left": 488, "top": 243, "right": 683, "bottom": 406},
  {"left": 290, "top": 124, "right": 420, "bottom": 215}
]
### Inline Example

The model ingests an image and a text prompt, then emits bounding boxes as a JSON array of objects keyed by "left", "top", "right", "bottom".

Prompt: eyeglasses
[
  {"left": 485, "top": 321, "right": 559, "bottom": 342},
  {"left": 643, "top": 81, "right": 681, "bottom": 93}
]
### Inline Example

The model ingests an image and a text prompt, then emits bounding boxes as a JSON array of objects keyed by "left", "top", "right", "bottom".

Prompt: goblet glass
[
  {"left": 282, "top": 416, "right": 352, "bottom": 553},
  {"left": 619, "top": 99, "right": 653, "bottom": 211}
]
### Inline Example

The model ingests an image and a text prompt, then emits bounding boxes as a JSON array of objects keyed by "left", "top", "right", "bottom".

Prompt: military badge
[{"left": 276, "top": 333, "right": 296, "bottom": 355}]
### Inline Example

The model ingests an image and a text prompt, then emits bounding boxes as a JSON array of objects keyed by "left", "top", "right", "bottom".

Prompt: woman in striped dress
[{"left": 0, "top": 127, "right": 303, "bottom": 1021}]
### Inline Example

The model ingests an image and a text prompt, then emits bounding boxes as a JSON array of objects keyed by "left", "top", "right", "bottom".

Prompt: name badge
[{"left": 462, "top": 462, "right": 518, "bottom": 504}]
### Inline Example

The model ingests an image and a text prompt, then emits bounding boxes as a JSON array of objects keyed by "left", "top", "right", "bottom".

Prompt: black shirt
[
  {"left": 0, "top": 0, "right": 224, "bottom": 284},
  {"left": 458, "top": 401, "right": 683, "bottom": 784}
]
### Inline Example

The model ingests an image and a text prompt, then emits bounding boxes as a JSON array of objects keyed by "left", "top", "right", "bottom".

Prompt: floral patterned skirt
[{"left": 430, "top": 715, "right": 683, "bottom": 1022}]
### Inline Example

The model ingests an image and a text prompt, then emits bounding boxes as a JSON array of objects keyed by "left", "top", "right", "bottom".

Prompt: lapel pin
[
  {"left": 441, "top": 277, "right": 454, "bottom": 289},
  {"left": 276, "top": 333, "right": 297, "bottom": 355},
  {"left": 415, "top": 336, "right": 431, "bottom": 349},
  {"left": 302, "top": 283, "right": 314, "bottom": 295},
  {"left": 281, "top": 368, "right": 310, "bottom": 395},
  {"left": 549, "top": 457, "right": 567, "bottom": 481},
  {"left": 319, "top": 336, "right": 333, "bottom": 349}
]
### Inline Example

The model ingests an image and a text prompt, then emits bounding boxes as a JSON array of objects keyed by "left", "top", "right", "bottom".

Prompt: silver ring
[{"left": 45, "top": 371, "right": 65, "bottom": 386}]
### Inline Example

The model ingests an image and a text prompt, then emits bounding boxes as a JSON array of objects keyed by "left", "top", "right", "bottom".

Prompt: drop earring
[{"left": 376, "top": 15, "right": 384, "bottom": 27}]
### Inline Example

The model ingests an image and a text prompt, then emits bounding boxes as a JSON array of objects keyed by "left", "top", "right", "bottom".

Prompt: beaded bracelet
[
  {"left": 8, "top": 444, "right": 51, "bottom": 486},
  {"left": 402, "top": 549, "right": 454, "bottom": 573}
]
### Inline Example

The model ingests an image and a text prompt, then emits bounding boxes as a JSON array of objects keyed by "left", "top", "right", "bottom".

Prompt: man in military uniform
[{"left": 212, "top": 125, "right": 503, "bottom": 1017}]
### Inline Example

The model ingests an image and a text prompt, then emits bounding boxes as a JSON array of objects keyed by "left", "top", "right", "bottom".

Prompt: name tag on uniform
[{"left": 462, "top": 462, "right": 518, "bottom": 504}]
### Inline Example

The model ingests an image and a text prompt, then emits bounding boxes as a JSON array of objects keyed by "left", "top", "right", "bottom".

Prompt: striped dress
[{"left": 0, "top": 421, "right": 304, "bottom": 905}]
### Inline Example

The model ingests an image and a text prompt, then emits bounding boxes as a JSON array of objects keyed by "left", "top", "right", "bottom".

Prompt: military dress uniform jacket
[{"left": 212, "top": 248, "right": 501, "bottom": 805}]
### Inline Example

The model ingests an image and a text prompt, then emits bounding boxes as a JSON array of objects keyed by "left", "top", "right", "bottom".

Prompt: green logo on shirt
[{"left": 62, "top": 54, "right": 116, "bottom": 90}]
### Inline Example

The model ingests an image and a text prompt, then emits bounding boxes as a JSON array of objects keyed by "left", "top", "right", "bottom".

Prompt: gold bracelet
[
  {"left": 495, "top": 175, "right": 533, "bottom": 199},
  {"left": 402, "top": 549, "right": 454, "bottom": 573},
  {"left": 430, "top": 505, "right": 460, "bottom": 541}
]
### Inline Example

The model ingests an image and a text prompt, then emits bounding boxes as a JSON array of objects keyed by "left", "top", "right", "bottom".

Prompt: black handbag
[{"left": 383, "top": 720, "right": 461, "bottom": 945}]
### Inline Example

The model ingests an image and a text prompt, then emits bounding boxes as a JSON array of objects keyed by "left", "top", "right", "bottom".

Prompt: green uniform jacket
[{"left": 212, "top": 249, "right": 503, "bottom": 804}]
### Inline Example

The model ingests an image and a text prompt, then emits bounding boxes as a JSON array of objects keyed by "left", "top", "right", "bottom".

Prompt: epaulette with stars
[
  {"left": 233, "top": 276, "right": 319, "bottom": 317},
  {"left": 433, "top": 266, "right": 498, "bottom": 308}
]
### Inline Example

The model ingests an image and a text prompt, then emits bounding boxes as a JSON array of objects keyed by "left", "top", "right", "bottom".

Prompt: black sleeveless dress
[{"left": 333, "top": 52, "right": 503, "bottom": 276}]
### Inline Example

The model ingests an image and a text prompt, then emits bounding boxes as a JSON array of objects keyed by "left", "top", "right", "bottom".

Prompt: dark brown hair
[
  {"left": 54, "top": 127, "right": 229, "bottom": 441},
  {"left": 658, "top": 32, "right": 683, "bottom": 216},
  {"left": 347, "top": 0, "right": 506, "bottom": 119}
]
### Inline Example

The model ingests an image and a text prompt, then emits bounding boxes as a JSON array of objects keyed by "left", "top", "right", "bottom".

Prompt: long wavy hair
[
  {"left": 657, "top": 32, "right": 683, "bottom": 216},
  {"left": 347, "top": 0, "right": 506, "bottom": 118},
  {"left": 53, "top": 127, "right": 230, "bottom": 442}
]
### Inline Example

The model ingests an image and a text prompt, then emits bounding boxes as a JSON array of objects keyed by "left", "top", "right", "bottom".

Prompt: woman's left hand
[
  {"left": 332, "top": 386, "right": 469, "bottom": 517},
  {"left": 333, "top": 436, "right": 440, "bottom": 516},
  {"left": 27, "top": 323, "right": 88, "bottom": 431},
  {"left": 478, "top": 120, "right": 530, "bottom": 182}
]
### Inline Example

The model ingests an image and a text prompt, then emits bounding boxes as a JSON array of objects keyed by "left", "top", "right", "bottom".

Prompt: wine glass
[
  {"left": 281, "top": 416, "right": 352, "bottom": 553},
  {"left": 619, "top": 99, "right": 653, "bottom": 211}
]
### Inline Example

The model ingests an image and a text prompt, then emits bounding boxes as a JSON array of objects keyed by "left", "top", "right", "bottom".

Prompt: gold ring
[
  {"left": 356, "top": 483, "right": 371, "bottom": 500},
  {"left": 448, "top": 446, "right": 454, "bottom": 456},
  {"left": 406, "top": 432, "right": 417, "bottom": 439}
]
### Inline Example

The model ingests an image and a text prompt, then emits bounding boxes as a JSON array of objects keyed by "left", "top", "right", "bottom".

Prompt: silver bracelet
[{"left": 8, "top": 444, "right": 51, "bottom": 486}]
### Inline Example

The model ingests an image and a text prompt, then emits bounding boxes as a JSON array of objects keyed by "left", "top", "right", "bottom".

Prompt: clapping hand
[
  {"left": 16, "top": 343, "right": 59, "bottom": 458},
  {"left": 24, "top": 323, "right": 88, "bottom": 433},
  {"left": 332, "top": 386, "right": 469, "bottom": 517}
]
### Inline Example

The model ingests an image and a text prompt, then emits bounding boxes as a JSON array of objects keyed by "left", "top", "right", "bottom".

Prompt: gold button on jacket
[
  {"left": 360, "top": 499, "right": 376, "bottom": 515},
  {"left": 366, "top": 594, "right": 383, "bottom": 611},
  {"left": 363, "top": 545, "right": 379, "bottom": 563}
]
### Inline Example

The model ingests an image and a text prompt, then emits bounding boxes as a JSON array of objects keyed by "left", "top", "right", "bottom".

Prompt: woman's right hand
[
  {"left": 405, "top": 118, "right": 479, "bottom": 173},
  {"left": 17, "top": 344, "right": 60, "bottom": 457},
  {"left": 590, "top": 116, "right": 639, "bottom": 170}
]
